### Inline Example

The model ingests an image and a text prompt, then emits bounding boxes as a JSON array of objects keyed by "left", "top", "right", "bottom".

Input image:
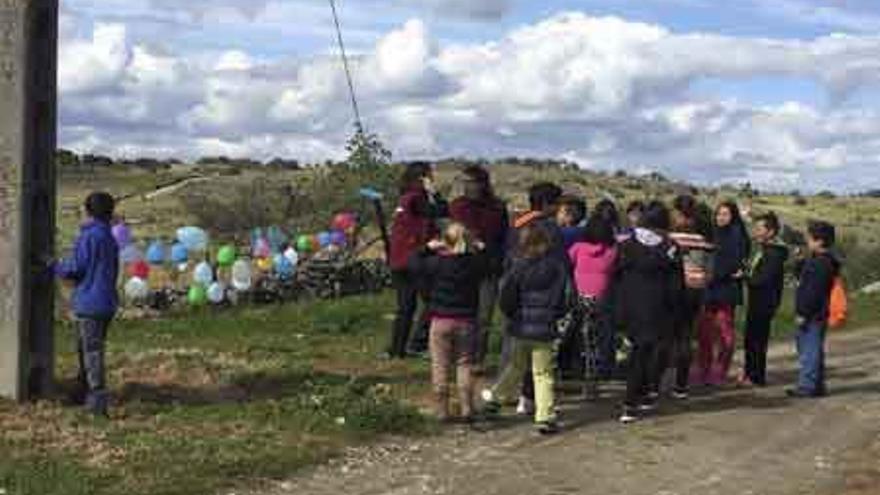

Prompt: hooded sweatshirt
[
  {"left": 747, "top": 238, "right": 789, "bottom": 314},
  {"left": 55, "top": 220, "right": 120, "bottom": 319},
  {"left": 569, "top": 241, "right": 617, "bottom": 298},
  {"left": 796, "top": 251, "right": 841, "bottom": 323}
]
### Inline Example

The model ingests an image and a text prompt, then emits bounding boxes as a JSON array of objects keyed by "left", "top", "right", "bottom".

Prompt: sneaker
[
  {"left": 480, "top": 390, "right": 502, "bottom": 417},
  {"left": 671, "top": 389, "right": 689, "bottom": 400},
  {"left": 536, "top": 421, "right": 560, "bottom": 435},
  {"left": 516, "top": 396, "right": 535, "bottom": 416},
  {"left": 619, "top": 408, "right": 639, "bottom": 424},
  {"left": 646, "top": 391, "right": 660, "bottom": 401},
  {"left": 638, "top": 399, "right": 658, "bottom": 413}
]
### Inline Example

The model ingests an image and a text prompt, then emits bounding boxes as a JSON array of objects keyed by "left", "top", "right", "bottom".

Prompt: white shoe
[
  {"left": 480, "top": 389, "right": 494, "bottom": 404},
  {"left": 516, "top": 396, "right": 535, "bottom": 416},
  {"left": 619, "top": 408, "right": 639, "bottom": 424}
]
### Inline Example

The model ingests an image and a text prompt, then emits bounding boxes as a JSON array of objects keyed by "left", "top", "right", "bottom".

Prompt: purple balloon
[
  {"left": 330, "top": 230, "right": 347, "bottom": 246},
  {"left": 112, "top": 223, "right": 132, "bottom": 247}
]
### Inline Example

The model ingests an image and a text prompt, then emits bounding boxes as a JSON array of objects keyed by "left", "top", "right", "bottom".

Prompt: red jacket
[
  {"left": 389, "top": 186, "right": 446, "bottom": 270},
  {"left": 450, "top": 196, "right": 509, "bottom": 271}
]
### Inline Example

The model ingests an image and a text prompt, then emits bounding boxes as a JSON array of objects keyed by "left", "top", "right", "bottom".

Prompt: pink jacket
[{"left": 569, "top": 242, "right": 618, "bottom": 298}]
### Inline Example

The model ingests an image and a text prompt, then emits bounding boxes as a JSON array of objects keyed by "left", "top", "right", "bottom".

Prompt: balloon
[
  {"left": 119, "top": 244, "right": 144, "bottom": 264},
  {"left": 112, "top": 223, "right": 132, "bottom": 247},
  {"left": 207, "top": 282, "right": 225, "bottom": 304},
  {"left": 329, "top": 230, "right": 347, "bottom": 247},
  {"left": 187, "top": 285, "right": 207, "bottom": 306},
  {"left": 253, "top": 238, "right": 272, "bottom": 259},
  {"left": 176, "top": 226, "right": 209, "bottom": 252},
  {"left": 296, "top": 235, "right": 313, "bottom": 253},
  {"left": 177, "top": 262, "right": 189, "bottom": 273},
  {"left": 128, "top": 260, "right": 150, "bottom": 279},
  {"left": 193, "top": 261, "right": 214, "bottom": 286},
  {"left": 256, "top": 256, "right": 273, "bottom": 272},
  {"left": 217, "top": 245, "right": 236, "bottom": 267},
  {"left": 332, "top": 212, "right": 357, "bottom": 232},
  {"left": 274, "top": 254, "right": 294, "bottom": 278},
  {"left": 124, "top": 277, "right": 149, "bottom": 300},
  {"left": 311, "top": 235, "right": 322, "bottom": 252},
  {"left": 170, "top": 243, "right": 189, "bottom": 264},
  {"left": 146, "top": 241, "right": 165, "bottom": 265},
  {"left": 231, "top": 259, "right": 253, "bottom": 291},
  {"left": 283, "top": 247, "right": 299, "bottom": 268},
  {"left": 317, "top": 231, "right": 332, "bottom": 248}
]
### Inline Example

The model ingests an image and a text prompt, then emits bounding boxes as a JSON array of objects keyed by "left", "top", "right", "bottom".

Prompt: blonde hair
[{"left": 443, "top": 222, "right": 472, "bottom": 255}]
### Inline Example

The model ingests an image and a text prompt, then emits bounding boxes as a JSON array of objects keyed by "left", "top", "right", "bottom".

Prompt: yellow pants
[{"left": 491, "top": 338, "right": 557, "bottom": 423}]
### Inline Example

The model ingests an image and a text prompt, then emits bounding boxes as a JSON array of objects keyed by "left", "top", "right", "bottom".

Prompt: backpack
[{"left": 828, "top": 276, "right": 848, "bottom": 329}]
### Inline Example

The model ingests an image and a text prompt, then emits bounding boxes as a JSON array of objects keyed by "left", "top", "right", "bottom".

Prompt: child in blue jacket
[{"left": 54, "top": 192, "right": 120, "bottom": 417}]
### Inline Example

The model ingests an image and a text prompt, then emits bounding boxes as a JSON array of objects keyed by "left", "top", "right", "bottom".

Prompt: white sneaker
[
  {"left": 480, "top": 389, "right": 494, "bottom": 404},
  {"left": 619, "top": 409, "right": 639, "bottom": 424},
  {"left": 516, "top": 396, "right": 535, "bottom": 416}
]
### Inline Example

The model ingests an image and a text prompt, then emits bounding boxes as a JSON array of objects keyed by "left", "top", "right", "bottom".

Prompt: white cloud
[{"left": 57, "top": 13, "right": 880, "bottom": 190}]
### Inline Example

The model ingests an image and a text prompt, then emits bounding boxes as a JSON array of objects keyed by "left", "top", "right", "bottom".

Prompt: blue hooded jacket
[{"left": 55, "top": 220, "right": 120, "bottom": 318}]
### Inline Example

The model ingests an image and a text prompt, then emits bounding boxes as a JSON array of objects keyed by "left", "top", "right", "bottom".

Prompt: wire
[{"left": 328, "top": 0, "right": 364, "bottom": 132}]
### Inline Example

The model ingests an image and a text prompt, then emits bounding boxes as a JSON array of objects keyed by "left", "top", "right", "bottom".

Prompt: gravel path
[{"left": 256, "top": 328, "right": 880, "bottom": 495}]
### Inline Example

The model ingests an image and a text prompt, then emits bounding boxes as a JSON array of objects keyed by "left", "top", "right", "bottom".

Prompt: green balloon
[
  {"left": 296, "top": 235, "right": 313, "bottom": 253},
  {"left": 217, "top": 245, "right": 236, "bottom": 267},
  {"left": 188, "top": 285, "right": 207, "bottom": 306}
]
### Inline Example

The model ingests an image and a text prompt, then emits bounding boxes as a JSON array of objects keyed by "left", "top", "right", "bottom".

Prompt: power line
[{"left": 328, "top": 0, "right": 363, "bottom": 132}]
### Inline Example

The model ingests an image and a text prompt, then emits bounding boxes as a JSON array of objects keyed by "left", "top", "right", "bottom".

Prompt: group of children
[
  {"left": 387, "top": 162, "right": 842, "bottom": 433},
  {"left": 53, "top": 164, "right": 841, "bottom": 425}
]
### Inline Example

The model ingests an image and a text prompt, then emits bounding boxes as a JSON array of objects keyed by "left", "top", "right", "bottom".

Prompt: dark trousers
[
  {"left": 76, "top": 318, "right": 111, "bottom": 415},
  {"left": 655, "top": 290, "right": 702, "bottom": 392},
  {"left": 596, "top": 293, "right": 618, "bottom": 378},
  {"left": 744, "top": 307, "right": 775, "bottom": 385},
  {"left": 626, "top": 340, "right": 656, "bottom": 408},
  {"left": 389, "top": 270, "right": 429, "bottom": 357}
]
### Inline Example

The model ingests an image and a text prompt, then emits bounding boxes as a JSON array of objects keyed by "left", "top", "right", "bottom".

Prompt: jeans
[
  {"left": 795, "top": 320, "right": 827, "bottom": 394},
  {"left": 389, "top": 270, "right": 429, "bottom": 357},
  {"left": 429, "top": 319, "right": 477, "bottom": 418},
  {"left": 491, "top": 338, "right": 557, "bottom": 423},
  {"left": 76, "top": 318, "right": 111, "bottom": 415},
  {"left": 744, "top": 307, "right": 775, "bottom": 385}
]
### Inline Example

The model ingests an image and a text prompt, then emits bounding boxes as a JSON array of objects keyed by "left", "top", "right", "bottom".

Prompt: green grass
[{"left": 0, "top": 293, "right": 435, "bottom": 495}]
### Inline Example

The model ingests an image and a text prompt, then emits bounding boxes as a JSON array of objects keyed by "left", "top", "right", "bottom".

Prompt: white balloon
[
  {"left": 193, "top": 262, "right": 214, "bottom": 286},
  {"left": 207, "top": 282, "right": 225, "bottom": 304},
  {"left": 231, "top": 259, "right": 252, "bottom": 291},
  {"left": 177, "top": 262, "right": 189, "bottom": 273},
  {"left": 283, "top": 247, "right": 299, "bottom": 268},
  {"left": 124, "top": 277, "right": 149, "bottom": 301}
]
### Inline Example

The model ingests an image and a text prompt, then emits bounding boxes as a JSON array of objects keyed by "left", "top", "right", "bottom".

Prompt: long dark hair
[
  {"left": 583, "top": 213, "right": 616, "bottom": 247},
  {"left": 715, "top": 200, "right": 750, "bottom": 257},
  {"left": 674, "top": 194, "right": 713, "bottom": 240},
  {"left": 461, "top": 164, "right": 496, "bottom": 202},
  {"left": 593, "top": 199, "right": 621, "bottom": 230},
  {"left": 642, "top": 201, "right": 671, "bottom": 232},
  {"left": 399, "top": 161, "right": 432, "bottom": 194}
]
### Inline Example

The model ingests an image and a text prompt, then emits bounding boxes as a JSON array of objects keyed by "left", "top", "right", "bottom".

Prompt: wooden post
[{"left": 0, "top": 0, "right": 58, "bottom": 401}]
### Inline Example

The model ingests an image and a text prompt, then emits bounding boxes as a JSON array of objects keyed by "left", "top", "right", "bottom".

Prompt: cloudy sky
[{"left": 58, "top": 0, "right": 880, "bottom": 191}]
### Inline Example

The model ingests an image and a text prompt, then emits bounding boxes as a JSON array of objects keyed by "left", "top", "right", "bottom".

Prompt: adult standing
[
  {"left": 695, "top": 200, "right": 750, "bottom": 386},
  {"left": 386, "top": 162, "right": 448, "bottom": 359},
  {"left": 449, "top": 165, "right": 510, "bottom": 368}
]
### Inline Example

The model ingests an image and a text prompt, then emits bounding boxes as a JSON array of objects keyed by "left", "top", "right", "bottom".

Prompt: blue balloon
[
  {"left": 176, "top": 226, "right": 209, "bottom": 251},
  {"left": 146, "top": 241, "right": 166, "bottom": 265},
  {"left": 170, "top": 243, "right": 189, "bottom": 264},
  {"left": 267, "top": 226, "right": 287, "bottom": 252},
  {"left": 329, "top": 230, "right": 346, "bottom": 246},
  {"left": 274, "top": 254, "right": 295, "bottom": 278},
  {"left": 317, "top": 231, "right": 332, "bottom": 248}
]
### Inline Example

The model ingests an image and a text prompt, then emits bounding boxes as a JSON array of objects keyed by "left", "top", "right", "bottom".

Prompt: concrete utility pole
[{"left": 0, "top": 0, "right": 58, "bottom": 401}]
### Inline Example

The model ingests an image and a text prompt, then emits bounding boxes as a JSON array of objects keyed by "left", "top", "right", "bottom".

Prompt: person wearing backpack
[
  {"left": 663, "top": 195, "right": 715, "bottom": 399},
  {"left": 788, "top": 221, "right": 841, "bottom": 399},
  {"left": 740, "top": 212, "right": 789, "bottom": 387},
  {"left": 615, "top": 201, "right": 684, "bottom": 423}
]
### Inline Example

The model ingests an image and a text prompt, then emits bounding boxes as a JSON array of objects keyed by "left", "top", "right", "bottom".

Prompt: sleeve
[
  {"left": 713, "top": 234, "right": 746, "bottom": 282},
  {"left": 796, "top": 258, "right": 833, "bottom": 320},
  {"left": 407, "top": 248, "right": 438, "bottom": 279},
  {"left": 498, "top": 269, "right": 520, "bottom": 319},
  {"left": 54, "top": 235, "right": 91, "bottom": 282}
]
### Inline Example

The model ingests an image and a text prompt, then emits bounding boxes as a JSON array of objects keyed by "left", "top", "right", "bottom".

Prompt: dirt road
[{"left": 260, "top": 328, "right": 880, "bottom": 495}]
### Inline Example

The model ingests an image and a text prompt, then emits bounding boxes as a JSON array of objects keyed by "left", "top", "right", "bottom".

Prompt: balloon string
[{"left": 328, "top": 0, "right": 364, "bottom": 133}]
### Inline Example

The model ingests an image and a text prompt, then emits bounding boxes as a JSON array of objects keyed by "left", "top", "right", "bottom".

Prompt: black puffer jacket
[
  {"left": 499, "top": 253, "right": 573, "bottom": 342},
  {"left": 409, "top": 248, "right": 488, "bottom": 319},
  {"left": 747, "top": 240, "right": 789, "bottom": 315},
  {"left": 614, "top": 228, "right": 684, "bottom": 344}
]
